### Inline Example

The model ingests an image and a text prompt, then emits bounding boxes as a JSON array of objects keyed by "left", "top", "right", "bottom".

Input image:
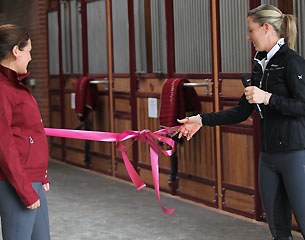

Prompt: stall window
[
  {"left": 60, "top": 1, "right": 71, "bottom": 73},
  {"left": 219, "top": 0, "right": 251, "bottom": 73},
  {"left": 112, "top": 0, "right": 130, "bottom": 73},
  {"left": 134, "top": 0, "right": 147, "bottom": 73},
  {"left": 48, "top": 11, "right": 59, "bottom": 75},
  {"left": 261, "top": 0, "right": 278, "bottom": 6},
  {"left": 173, "top": 0, "right": 212, "bottom": 73},
  {"left": 151, "top": 0, "right": 167, "bottom": 73},
  {"left": 87, "top": 0, "right": 108, "bottom": 74},
  {"left": 60, "top": 0, "right": 83, "bottom": 74},
  {"left": 70, "top": 0, "right": 83, "bottom": 74},
  {"left": 134, "top": 0, "right": 167, "bottom": 74}
]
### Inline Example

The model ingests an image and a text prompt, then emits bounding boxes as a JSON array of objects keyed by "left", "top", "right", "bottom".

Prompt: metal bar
[
  {"left": 183, "top": 82, "right": 209, "bottom": 87},
  {"left": 89, "top": 79, "right": 109, "bottom": 84}
]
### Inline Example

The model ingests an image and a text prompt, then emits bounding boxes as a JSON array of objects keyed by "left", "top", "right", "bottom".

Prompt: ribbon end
[
  {"left": 136, "top": 183, "right": 146, "bottom": 191},
  {"left": 162, "top": 207, "right": 175, "bottom": 215}
]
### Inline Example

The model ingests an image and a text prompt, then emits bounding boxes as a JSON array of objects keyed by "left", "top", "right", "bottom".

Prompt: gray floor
[{"left": 1, "top": 160, "right": 303, "bottom": 240}]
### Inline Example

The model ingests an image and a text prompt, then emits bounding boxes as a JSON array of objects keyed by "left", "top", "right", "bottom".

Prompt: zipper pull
[{"left": 29, "top": 136, "right": 34, "bottom": 144}]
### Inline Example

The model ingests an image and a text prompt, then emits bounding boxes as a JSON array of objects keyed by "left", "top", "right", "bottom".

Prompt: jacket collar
[
  {"left": 254, "top": 42, "right": 288, "bottom": 71},
  {"left": 0, "top": 64, "right": 30, "bottom": 83},
  {"left": 254, "top": 38, "right": 285, "bottom": 62}
]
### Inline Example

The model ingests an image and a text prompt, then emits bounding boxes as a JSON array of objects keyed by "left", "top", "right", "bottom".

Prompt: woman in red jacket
[{"left": 0, "top": 24, "right": 51, "bottom": 240}]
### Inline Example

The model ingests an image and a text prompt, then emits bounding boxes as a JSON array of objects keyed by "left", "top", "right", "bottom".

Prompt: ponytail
[{"left": 282, "top": 14, "right": 297, "bottom": 50}]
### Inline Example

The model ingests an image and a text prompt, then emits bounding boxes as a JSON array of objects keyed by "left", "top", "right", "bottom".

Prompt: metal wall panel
[
  {"left": 48, "top": 11, "right": 59, "bottom": 75},
  {"left": 151, "top": 0, "right": 167, "bottom": 73},
  {"left": 87, "top": 0, "right": 108, "bottom": 74},
  {"left": 261, "top": 0, "right": 278, "bottom": 6},
  {"left": 219, "top": 0, "right": 251, "bottom": 73},
  {"left": 70, "top": 0, "right": 83, "bottom": 74},
  {"left": 134, "top": 0, "right": 147, "bottom": 73},
  {"left": 60, "top": 1, "right": 72, "bottom": 73},
  {"left": 112, "top": 0, "right": 130, "bottom": 73},
  {"left": 174, "top": 0, "right": 212, "bottom": 73}
]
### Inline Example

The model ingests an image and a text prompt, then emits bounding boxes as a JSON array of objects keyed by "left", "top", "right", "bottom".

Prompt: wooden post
[
  {"left": 211, "top": 0, "right": 222, "bottom": 209},
  {"left": 106, "top": 0, "right": 115, "bottom": 176},
  {"left": 57, "top": 1, "right": 66, "bottom": 162}
]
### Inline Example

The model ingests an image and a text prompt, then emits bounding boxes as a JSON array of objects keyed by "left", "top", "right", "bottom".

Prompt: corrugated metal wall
[
  {"left": 173, "top": 0, "right": 212, "bottom": 73},
  {"left": 87, "top": 0, "right": 108, "bottom": 74},
  {"left": 219, "top": 0, "right": 251, "bottom": 73},
  {"left": 112, "top": 0, "right": 130, "bottom": 73},
  {"left": 48, "top": 11, "right": 59, "bottom": 75},
  {"left": 70, "top": 0, "right": 83, "bottom": 74},
  {"left": 134, "top": 0, "right": 147, "bottom": 73},
  {"left": 261, "top": 0, "right": 278, "bottom": 6},
  {"left": 60, "top": 1, "right": 72, "bottom": 74},
  {"left": 151, "top": 0, "right": 167, "bottom": 73}
]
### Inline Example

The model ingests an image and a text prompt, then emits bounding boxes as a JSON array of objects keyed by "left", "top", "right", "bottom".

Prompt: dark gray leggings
[
  {"left": 0, "top": 181, "right": 50, "bottom": 240},
  {"left": 259, "top": 150, "right": 305, "bottom": 239}
]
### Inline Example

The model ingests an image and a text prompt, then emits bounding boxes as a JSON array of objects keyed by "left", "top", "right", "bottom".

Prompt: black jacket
[{"left": 200, "top": 44, "right": 305, "bottom": 153}]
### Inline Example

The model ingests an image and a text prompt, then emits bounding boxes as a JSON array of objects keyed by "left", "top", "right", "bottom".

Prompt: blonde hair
[{"left": 248, "top": 4, "right": 297, "bottom": 50}]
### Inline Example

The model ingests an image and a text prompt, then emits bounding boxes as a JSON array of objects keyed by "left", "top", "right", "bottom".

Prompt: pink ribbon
[{"left": 45, "top": 127, "right": 179, "bottom": 214}]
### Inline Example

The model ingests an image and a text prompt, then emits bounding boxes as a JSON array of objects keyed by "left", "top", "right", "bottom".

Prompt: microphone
[{"left": 241, "top": 75, "right": 263, "bottom": 119}]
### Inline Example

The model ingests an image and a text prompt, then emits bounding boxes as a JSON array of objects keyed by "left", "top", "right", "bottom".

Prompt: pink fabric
[{"left": 45, "top": 127, "right": 179, "bottom": 214}]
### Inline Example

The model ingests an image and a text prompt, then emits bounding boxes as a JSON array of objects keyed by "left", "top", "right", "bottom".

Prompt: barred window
[
  {"left": 48, "top": 11, "right": 59, "bottom": 75},
  {"left": 219, "top": 0, "right": 251, "bottom": 73},
  {"left": 112, "top": 0, "right": 130, "bottom": 73},
  {"left": 173, "top": 0, "right": 212, "bottom": 73},
  {"left": 87, "top": 0, "right": 108, "bottom": 74}
]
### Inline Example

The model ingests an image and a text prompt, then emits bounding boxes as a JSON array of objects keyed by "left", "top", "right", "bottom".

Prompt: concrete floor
[{"left": 1, "top": 160, "right": 303, "bottom": 240}]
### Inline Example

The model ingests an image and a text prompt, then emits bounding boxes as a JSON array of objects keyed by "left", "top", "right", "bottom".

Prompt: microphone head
[{"left": 241, "top": 75, "right": 252, "bottom": 87}]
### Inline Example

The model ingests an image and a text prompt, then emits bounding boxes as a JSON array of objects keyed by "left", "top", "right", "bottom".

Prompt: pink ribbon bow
[{"left": 45, "top": 127, "right": 179, "bottom": 214}]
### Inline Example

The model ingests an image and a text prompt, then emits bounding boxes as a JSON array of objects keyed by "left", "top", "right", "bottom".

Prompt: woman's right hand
[
  {"left": 27, "top": 199, "right": 40, "bottom": 209},
  {"left": 177, "top": 114, "right": 202, "bottom": 140}
]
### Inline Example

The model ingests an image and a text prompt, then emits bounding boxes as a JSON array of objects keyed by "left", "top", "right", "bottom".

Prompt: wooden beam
[
  {"left": 106, "top": 0, "right": 115, "bottom": 176},
  {"left": 211, "top": 0, "right": 222, "bottom": 209}
]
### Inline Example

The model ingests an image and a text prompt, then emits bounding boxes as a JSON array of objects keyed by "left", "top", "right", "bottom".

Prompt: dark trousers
[
  {"left": 259, "top": 150, "right": 305, "bottom": 239},
  {"left": 0, "top": 181, "right": 50, "bottom": 240}
]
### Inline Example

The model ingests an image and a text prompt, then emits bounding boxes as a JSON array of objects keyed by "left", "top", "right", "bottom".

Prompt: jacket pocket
[
  {"left": 24, "top": 135, "right": 49, "bottom": 169},
  {"left": 13, "top": 134, "right": 30, "bottom": 164}
]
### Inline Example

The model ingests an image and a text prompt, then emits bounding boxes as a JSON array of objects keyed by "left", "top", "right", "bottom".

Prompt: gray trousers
[
  {"left": 0, "top": 181, "right": 50, "bottom": 240},
  {"left": 260, "top": 150, "right": 305, "bottom": 240}
]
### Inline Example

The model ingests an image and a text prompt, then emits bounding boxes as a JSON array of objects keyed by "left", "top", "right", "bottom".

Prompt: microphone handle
[
  {"left": 256, "top": 104, "right": 263, "bottom": 119},
  {"left": 241, "top": 75, "right": 263, "bottom": 119}
]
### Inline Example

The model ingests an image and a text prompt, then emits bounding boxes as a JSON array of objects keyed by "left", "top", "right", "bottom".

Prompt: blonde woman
[{"left": 178, "top": 4, "right": 305, "bottom": 240}]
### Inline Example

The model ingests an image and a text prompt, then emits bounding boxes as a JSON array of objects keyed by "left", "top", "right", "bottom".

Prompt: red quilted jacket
[{"left": 0, "top": 64, "right": 49, "bottom": 207}]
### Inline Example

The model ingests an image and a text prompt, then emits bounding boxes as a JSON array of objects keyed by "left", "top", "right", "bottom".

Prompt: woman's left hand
[
  {"left": 244, "top": 86, "right": 266, "bottom": 104},
  {"left": 43, "top": 183, "right": 50, "bottom": 192}
]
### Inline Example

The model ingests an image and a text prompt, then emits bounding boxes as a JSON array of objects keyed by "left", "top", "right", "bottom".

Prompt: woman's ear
[
  {"left": 263, "top": 22, "right": 274, "bottom": 34},
  {"left": 11, "top": 45, "right": 20, "bottom": 58}
]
